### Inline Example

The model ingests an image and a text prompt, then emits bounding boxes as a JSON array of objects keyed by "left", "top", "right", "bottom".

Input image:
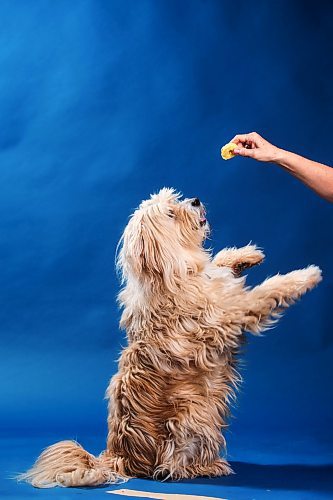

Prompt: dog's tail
[{"left": 16, "top": 440, "right": 129, "bottom": 488}]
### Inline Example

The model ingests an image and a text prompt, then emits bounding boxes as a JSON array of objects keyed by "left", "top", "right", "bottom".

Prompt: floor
[{"left": 2, "top": 432, "right": 333, "bottom": 499}]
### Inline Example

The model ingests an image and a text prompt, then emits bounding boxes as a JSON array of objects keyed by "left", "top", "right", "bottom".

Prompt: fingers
[
  {"left": 227, "top": 132, "right": 277, "bottom": 161},
  {"left": 231, "top": 133, "right": 252, "bottom": 144},
  {"left": 233, "top": 147, "right": 256, "bottom": 158},
  {"left": 231, "top": 132, "right": 261, "bottom": 147}
]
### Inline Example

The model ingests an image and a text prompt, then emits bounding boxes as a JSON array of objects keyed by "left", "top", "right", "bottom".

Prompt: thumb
[{"left": 234, "top": 147, "right": 255, "bottom": 158}]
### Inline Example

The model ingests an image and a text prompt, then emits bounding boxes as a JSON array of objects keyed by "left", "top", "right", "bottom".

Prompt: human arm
[{"left": 230, "top": 132, "right": 333, "bottom": 203}]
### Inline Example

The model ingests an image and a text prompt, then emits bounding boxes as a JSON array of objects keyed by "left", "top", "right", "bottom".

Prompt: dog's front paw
[
  {"left": 291, "top": 265, "right": 322, "bottom": 290},
  {"left": 232, "top": 244, "right": 265, "bottom": 276},
  {"left": 238, "top": 244, "right": 265, "bottom": 265},
  {"left": 214, "top": 244, "right": 265, "bottom": 272}
]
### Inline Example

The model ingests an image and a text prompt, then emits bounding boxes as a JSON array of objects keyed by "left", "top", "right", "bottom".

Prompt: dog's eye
[{"left": 167, "top": 210, "right": 175, "bottom": 218}]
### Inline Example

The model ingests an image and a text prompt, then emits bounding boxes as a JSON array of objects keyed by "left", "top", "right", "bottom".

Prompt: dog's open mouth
[{"left": 199, "top": 208, "right": 207, "bottom": 227}]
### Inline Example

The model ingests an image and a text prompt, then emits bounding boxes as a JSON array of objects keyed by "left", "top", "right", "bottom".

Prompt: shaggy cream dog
[{"left": 19, "top": 188, "right": 322, "bottom": 488}]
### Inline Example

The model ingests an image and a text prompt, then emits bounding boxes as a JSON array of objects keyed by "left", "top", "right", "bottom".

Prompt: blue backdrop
[{"left": 1, "top": 1, "right": 332, "bottom": 499}]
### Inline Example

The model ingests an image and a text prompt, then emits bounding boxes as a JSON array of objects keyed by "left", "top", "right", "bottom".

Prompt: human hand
[{"left": 230, "top": 132, "right": 282, "bottom": 162}]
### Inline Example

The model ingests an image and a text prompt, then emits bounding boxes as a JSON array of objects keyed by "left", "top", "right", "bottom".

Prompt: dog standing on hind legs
[{"left": 18, "top": 188, "right": 322, "bottom": 488}]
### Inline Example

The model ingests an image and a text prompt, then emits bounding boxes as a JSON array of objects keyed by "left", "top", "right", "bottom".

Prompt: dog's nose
[{"left": 191, "top": 198, "right": 201, "bottom": 207}]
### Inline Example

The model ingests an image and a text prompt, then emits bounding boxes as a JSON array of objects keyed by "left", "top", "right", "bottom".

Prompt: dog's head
[{"left": 117, "top": 188, "right": 209, "bottom": 289}]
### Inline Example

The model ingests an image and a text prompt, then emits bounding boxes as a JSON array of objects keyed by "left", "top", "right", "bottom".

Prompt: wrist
[{"left": 271, "top": 147, "right": 288, "bottom": 165}]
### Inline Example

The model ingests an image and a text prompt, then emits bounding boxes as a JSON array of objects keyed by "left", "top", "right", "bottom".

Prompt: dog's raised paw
[
  {"left": 231, "top": 245, "right": 265, "bottom": 276},
  {"left": 296, "top": 265, "right": 322, "bottom": 288},
  {"left": 214, "top": 245, "right": 265, "bottom": 272}
]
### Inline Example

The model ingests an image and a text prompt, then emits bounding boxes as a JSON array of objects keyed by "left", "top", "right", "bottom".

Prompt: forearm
[{"left": 274, "top": 149, "right": 333, "bottom": 202}]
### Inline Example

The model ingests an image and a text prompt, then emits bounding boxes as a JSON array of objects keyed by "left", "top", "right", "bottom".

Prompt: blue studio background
[{"left": 1, "top": 1, "right": 332, "bottom": 499}]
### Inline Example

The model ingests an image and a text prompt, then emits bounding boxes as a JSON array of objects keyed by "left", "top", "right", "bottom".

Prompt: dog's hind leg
[
  {"left": 153, "top": 410, "right": 228, "bottom": 481},
  {"left": 154, "top": 449, "right": 232, "bottom": 480},
  {"left": 213, "top": 244, "right": 264, "bottom": 276},
  {"left": 185, "top": 458, "right": 233, "bottom": 478}
]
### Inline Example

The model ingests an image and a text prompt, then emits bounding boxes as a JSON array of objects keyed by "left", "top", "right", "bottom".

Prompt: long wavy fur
[{"left": 17, "top": 187, "right": 322, "bottom": 487}]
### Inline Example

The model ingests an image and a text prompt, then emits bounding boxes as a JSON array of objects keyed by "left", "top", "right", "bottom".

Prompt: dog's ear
[{"left": 118, "top": 207, "right": 187, "bottom": 286}]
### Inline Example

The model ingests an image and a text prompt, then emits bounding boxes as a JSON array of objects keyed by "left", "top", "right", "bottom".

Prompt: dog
[{"left": 19, "top": 188, "right": 322, "bottom": 487}]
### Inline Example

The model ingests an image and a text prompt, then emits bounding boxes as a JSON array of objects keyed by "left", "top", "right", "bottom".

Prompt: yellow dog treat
[{"left": 220, "top": 142, "right": 238, "bottom": 160}]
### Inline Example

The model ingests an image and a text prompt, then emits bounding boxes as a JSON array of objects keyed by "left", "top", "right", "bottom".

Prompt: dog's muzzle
[{"left": 191, "top": 198, "right": 207, "bottom": 227}]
